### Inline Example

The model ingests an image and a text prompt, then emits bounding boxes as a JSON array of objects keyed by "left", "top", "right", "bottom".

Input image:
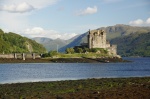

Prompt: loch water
[{"left": 0, "top": 57, "right": 150, "bottom": 84}]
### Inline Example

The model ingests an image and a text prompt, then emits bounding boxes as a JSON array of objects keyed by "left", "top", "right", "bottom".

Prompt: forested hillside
[
  {"left": 0, "top": 29, "right": 47, "bottom": 54},
  {"left": 100, "top": 24, "right": 150, "bottom": 40},
  {"left": 111, "top": 32, "right": 150, "bottom": 57}
]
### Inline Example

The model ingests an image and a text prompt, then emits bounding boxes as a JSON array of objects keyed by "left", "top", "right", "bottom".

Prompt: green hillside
[
  {"left": 100, "top": 24, "right": 150, "bottom": 40},
  {"left": 110, "top": 32, "right": 150, "bottom": 57},
  {"left": 0, "top": 29, "right": 47, "bottom": 54}
]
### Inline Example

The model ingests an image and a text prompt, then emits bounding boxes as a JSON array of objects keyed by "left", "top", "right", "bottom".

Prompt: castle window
[{"left": 94, "top": 32, "right": 97, "bottom": 35}]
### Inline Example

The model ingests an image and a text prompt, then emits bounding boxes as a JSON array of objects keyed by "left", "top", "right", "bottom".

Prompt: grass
[{"left": 49, "top": 53, "right": 110, "bottom": 58}]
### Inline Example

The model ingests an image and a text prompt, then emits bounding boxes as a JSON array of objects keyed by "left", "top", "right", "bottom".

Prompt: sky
[{"left": 0, "top": 0, "right": 150, "bottom": 40}]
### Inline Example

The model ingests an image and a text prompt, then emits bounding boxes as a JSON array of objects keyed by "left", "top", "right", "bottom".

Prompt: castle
[{"left": 87, "top": 29, "right": 117, "bottom": 55}]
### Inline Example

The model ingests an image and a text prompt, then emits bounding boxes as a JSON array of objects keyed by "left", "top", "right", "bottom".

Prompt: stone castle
[{"left": 87, "top": 29, "right": 117, "bottom": 55}]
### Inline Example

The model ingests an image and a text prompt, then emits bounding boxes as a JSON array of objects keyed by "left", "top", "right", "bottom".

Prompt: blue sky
[{"left": 0, "top": 0, "right": 150, "bottom": 40}]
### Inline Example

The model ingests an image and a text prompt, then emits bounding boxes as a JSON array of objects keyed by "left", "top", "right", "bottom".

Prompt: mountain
[
  {"left": 59, "top": 32, "right": 88, "bottom": 52},
  {"left": 100, "top": 24, "right": 150, "bottom": 40},
  {"left": 110, "top": 32, "right": 150, "bottom": 57},
  {"left": 32, "top": 37, "right": 53, "bottom": 44},
  {"left": 32, "top": 37, "right": 70, "bottom": 51},
  {"left": 59, "top": 24, "right": 150, "bottom": 56},
  {"left": 0, "top": 29, "right": 47, "bottom": 54}
]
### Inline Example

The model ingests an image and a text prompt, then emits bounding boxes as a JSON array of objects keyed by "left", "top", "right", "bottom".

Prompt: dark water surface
[{"left": 0, "top": 57, "right": 150, "bottom": 84}]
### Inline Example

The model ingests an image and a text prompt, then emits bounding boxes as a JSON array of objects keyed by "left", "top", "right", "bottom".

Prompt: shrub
[
  {"left": 42, "top": 50, "right": 58, "bottom": 58},
  {"left": 76, "top": 48, "right": 83, "bottom": 53},
  {"left": 66, "top": 48, "right": 74, "bottom": 54},
  {"left": 49, "top": 50, "right": 58, "bottom": 57},
  {"left": 90, "top": 48, "right": 108, "bottom": 54}
]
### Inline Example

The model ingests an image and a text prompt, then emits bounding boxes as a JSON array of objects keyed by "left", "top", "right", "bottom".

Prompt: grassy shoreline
[
  {"left": 0, "top": 57, "right": 128, "bottom": 63},
  {"left": 0, "top": 77, "right": 150, "bottom": 99}
]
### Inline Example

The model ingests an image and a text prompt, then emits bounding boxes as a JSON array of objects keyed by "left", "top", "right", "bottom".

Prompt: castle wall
[
  {"left": 111, "top": 45, "right": 117, "bottom": 55},
  {"left": 88, "top": 29, "right": 106, "bottom": 49},
  {"left": 88, "top": 29, "right": 118, "bottom": 56},
  {"left": 106, "top": 45, "right": 117, "bottom": 55}
]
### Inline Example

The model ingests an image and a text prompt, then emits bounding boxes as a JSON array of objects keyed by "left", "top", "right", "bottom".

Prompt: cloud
[
  {"left": 129, "top": 17, "right": 150, "bottom": 26},
  {"left": 25, "top": 27, "right": 45, "bottom": 35},
  {"left": 0, "top": 2, "right": 34, "bottom": 13},
  {"left": 1, "top": 0, "right": 58, "bottom": 9},
  {"left": 129, "top": 19, "right": 144, "bottom": 25},
  {"left": 23, "top": 27, "right": 77, "bottom": 40},
  {"left": 0, "top": 0, "right": 59, "bottom": 32},
  {"left": 25, "top": 0, "right": 57, "bottom": 9},
  {"left": 76, "top": 6, "right": 97, "bottom": 16},
  {"left": 0, "top": 0, "right": 58, "bottom": 13},
  {"left": 0, "top": 12, "right": 29, "bottom": 31},
  {"left": 146, "top": 18, "right": 150, "bottom": 24}
]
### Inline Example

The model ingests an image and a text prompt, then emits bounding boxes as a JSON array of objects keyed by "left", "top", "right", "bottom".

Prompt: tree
[
  {"left": 66, "top": 48, "right": 74, "bottom": 54},
  {"left": 83, "top": 47, "right": 89, "bottom": 53},
  {"left": 76, "top": 48, "right": 83, "bottom": 53},
  {"left": 0, "top": 29, "right": 4, "bottom": 35},
  {"left": 90, "top": 48, "right": 98, "bottom": 53},
  {"left": 0, "top": 29, "right": 46, "bottom": 54},
  {"left": 49, "top": 50, "right": 58, "bottom": 57},
  {"left": 89, "top": 48, "right": 108, "bottom": 54}
]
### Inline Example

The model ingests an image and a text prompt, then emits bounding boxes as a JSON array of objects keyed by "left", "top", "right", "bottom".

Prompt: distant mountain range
[
  {"left": 33, "top": 24, "right": 150, "bottom": 56},
  {"left": 0, "top": 29, "right": 46, "bottom": 53},
  {"left": 32, "top": 37, "right": 69, "bottom": 51}
]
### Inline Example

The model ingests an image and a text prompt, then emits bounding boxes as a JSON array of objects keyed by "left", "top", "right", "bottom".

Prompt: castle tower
[
  {"left": 88, "top": 29, "right": 106, "bottom": 49},
  {"left": 87, "top": 29, "right": 118, "bottom": 56}
]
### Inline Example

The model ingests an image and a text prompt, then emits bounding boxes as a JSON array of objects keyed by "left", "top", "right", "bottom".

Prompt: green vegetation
[
  {"left": 0, "top": 29, "right": 46, "bottom": 54},
  {"left": 75, "top": 47, "right": 83, "bottom": 53},
  {"left": 111, "top": 32, "right": 150, "bottom": 57},
  {"left": 42, "top": 48, "right": 109, "bottom": 58},
  {"left": 104, "top": 24, "right": 150, "bottom": 40},
  {"left": 42, "top": 50, "right": 58, "bottom": 57},
  {"left": 0, "top": 77, "right": 150, "bottom": 98},
  {"left": 66, "top": 48, "right": 75, "bottom": 54}
]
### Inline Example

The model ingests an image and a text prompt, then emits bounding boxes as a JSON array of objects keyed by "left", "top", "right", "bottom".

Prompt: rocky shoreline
[
  {"left": 0, "top": 57, "right": 129, "bottom": 63},
  {"left": 0, "top": 77, "right": 150, "bottom": 99}
]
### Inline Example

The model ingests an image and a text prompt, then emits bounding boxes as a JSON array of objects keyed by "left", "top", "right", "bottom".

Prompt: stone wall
[
  {"left": 88, "top": 29, "right": 106, "bottom": 49},
  {"left": 0, "top": 53, "right": 41, "bottom": 59},
  {"left": 107, "top": 45, "right": 117, "bottom": 55},
  {"left": 0, "top": 54, "right": 14, "bottom": 58}
]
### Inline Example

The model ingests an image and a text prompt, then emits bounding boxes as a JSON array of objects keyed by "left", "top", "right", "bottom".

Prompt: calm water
[{"left": 0, "top": 57, "right": 150, "bottom": 84}]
